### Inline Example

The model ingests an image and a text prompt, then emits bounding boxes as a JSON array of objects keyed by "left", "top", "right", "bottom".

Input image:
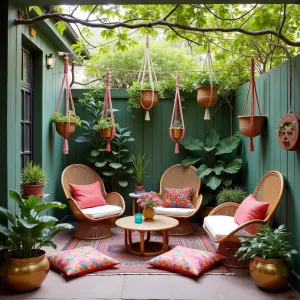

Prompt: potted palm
[
  {"left": 131, "top": 154, "right": 150, "bottom": 193},
  {"left": 50, "top": 111, "right": 81, "bottom": 137},
  {"left": 94, "top": 117, "right": 119, "bottom": 139},
  {"left": 0, "top": 190, "right": 73, "bottom": 292},
  {"left": 170, "top": 119, "right": 183, "bottom": 141},
  {"left": 236, "top": 224, "right": 298, "bottom": 291},
  {"left": 21, "top": 161, "right": 47, "bottom": 197}
]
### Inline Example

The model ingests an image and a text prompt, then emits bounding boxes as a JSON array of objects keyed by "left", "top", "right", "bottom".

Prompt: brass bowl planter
[
  {"left": 249, "top": 256, "right": 291, "bottom": 291},
  {"left": 55, "top": 121, "right": 76, "bottom": 137},
  {"left": 100, "top": 127, "right": 113, "bottom": 139},
  {"left": 2, "top": 250, "right": 50, "bottom": 292},
  {"left": 197, "top": 86, "right": 218, "bottom": 108},
  {"left": 22, "top": 184, "right": 44, "bottom": 197},
  {"left": 143, "top": 207, "right": 155, "bottom": 221},
  {"left": 238, "top": 116, "right": 266, "bottom": 137},
  {"left": 140, "top": 90, "right": 159, "bottom": 109},
  {"left": 171, "top": 128, "right": 183, "bottom": 141}
]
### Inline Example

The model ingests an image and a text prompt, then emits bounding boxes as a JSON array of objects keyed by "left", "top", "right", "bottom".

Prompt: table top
[
  {"left": 129, "top": 192, "right": 145, "bottom": 198},
  {"left": 115, "top": 215, "right": 179, "bottom": 231}
]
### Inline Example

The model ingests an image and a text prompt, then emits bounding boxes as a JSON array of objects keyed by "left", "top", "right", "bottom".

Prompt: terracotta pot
[
  {"left": 140, "top": 90, "right": 159, "bottom": 109},
  {"left": 171, "top": 128, "right": 183, "bottom": 141},
  {"left": 135, "top": 185, "right": 145, "bottom": 193},
  {"left": 55, "top": 121, "right": 76, "bottom": 137},
  {"left": 199, "top": 206, "right": 214, "bottom": 225},
  {"left": 100, "top": 127, "right": 112, "bottom": 139},
  {"left": 22, "top": 184, "right": 44, "bottom": 197},
  {"left": 2, "top": 250, "right": 50, "bottom": 292},
  {"left": 143, "top": 207, "right": 155, "bottom": 221},
  {"left": 249, "top": 256, "right": 291, "bottom": 291},
  {"left": 197, "top": 86, "right": 218, "bottom": 108},
  {"left": 238, "top": 115, "right": 266, "bottom": 137}
]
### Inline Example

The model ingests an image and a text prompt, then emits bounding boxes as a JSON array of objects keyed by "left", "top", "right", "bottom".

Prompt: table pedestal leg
[
  {"left": 140, "top": 231, "right": 145, "bottom": 255},
  {"left": 162, "top": 230, "right": 169, "bottom": 252},
  {"left": 132, "top": 198, "right": 135, "bottom": 215},
  {"left": 146, "top": 231, "right": 151, "bottom": 242}
]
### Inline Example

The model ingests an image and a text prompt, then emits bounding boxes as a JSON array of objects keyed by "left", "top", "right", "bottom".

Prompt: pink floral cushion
[
  {"left": 162, "top": 187, "right": 194, "bottom": 208},
  {"left": 48, "top": 246, "right": 119, "bottom": 277},
  {"left": 148, "top": 246, "right": 225, "bottom": 276}
]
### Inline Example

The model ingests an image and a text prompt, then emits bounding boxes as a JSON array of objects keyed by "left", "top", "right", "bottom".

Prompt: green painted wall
[
  {"left": 234, "top": 55, "right": 300, "bottom": 290},
  {"left": 3, "top": 1, "right": 75, "bottom": 218},
  {"left": 68, "top": 89, "right": 231, "bottom": 215}
]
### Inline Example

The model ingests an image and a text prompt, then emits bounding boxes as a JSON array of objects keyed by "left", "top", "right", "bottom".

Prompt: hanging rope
[
  {"left": 169, "top": 72, "right": 185, "bottom": 153},
  {"left": 100, "top": 69, "right": 116, "bottom": 152},
  {"left": 137, "top": 33, "right": 158, "bottom": 121},
  {"left": 56, "top": 53, "right": 76, "bottom": 155},
  {"left": 241, "top": 57, "right": 262, "bottom": 152}
]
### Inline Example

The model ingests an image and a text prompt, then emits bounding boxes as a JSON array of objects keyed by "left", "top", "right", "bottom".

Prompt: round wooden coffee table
[{"left": 115, "top": 215, "right": 179, "bottom": 256}]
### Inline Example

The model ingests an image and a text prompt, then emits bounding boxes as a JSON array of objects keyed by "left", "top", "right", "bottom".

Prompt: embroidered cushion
[
  {"left": 69, "top": 181, "right": 107, "bottom": 209},
  {"left": 48, "top": 246, "right": 119, "bottom": 276},
  {"left": 148, "top": 245, "right": 224, "bottom": 276},
  {"left": 234, "top": 194, "right": 269, "bottom": 225},
  {"left": 162, "top": 187, "right": 193, "bottom": 208}
]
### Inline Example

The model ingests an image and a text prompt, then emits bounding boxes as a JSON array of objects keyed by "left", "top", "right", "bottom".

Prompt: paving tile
[
  {"left": 122, "top": 275, "right": 171, "bottom": 299},
  {"left": 169, "top": 274, "right": 222, "bottom": 300}
]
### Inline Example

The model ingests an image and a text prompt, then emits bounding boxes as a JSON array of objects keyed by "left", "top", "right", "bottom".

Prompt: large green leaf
[
  {"left": 0, "top": 224, "right": 12, "bottom": 236},
  {"left": 181, "top": 156, "right": 202, "bottom": 166},
  {"left": 38, "top": 216, "right": 58, "bottom": 225},
  {"left": 95, "top": 161, "right": 107, "bottom": 168},
  {"left": 0, "top": 207, "right": 15, "bottom": 224},
  {"left": 103, "top": 171, "right": 114, "bottom": 176},
  {"left": 213, "top": 164, "right": 224, "bottom": 175},
  {"left": 223, "top": 176, "right": 232, "bottom": 186},
  {"left": 205, "top": 128, "right": 220, "bottom": 149},
  {"left": 205, "top": 175, "right": 222, "bottom": 190},
  {"left": 37, "top": 240, "right": 57, "bottom": 249},
  {"left": 196, "top": 164, "right": 213, "bottom": 178},
  {"left": 125, "top": 168, "right": 134, "bottom": 174},
  {"left": 109, "top": 163, "right": 123, "bottom": 169},
  {"left": 223, "top": 158, "right": 242, "bottom": 174},
  {"left": 118, "top": 180, "right": 128, "bottom": 187},
  {"left": 51, "top": 223, "right": 74, "bottom": 233},
  {"left": 9, "top": 190, "right": 25, "bottom": 211},
  {"left": 18, "top": 219, "right": 38, "bottom": 229},
  {"left": 90, "top": 150, "right": 100, "bottom": 157},
  {"left": 215, "top": 134, "right": 241, "bottom": 155},
  {"left": 180, "top": 137, "right": 204, "bottom": 151},
  {"left": 34, "top": 202, "right": 66, "bottom": 214}
]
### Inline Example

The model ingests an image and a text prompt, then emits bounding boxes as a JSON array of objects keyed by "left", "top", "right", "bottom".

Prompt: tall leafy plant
[{"left": 181, "top": 128, "right": 242, "bottom": 205}]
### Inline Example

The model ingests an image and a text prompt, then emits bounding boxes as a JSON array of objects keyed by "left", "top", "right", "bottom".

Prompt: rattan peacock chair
[
  {"left": 61, "top": 164, "right": 125, "bottom": 240},
  {"left": 203, "top": 171, "right": 284, "bottom": 268},
  {"left": 154, "top": 164, "right": 202, "bottom": 235}
]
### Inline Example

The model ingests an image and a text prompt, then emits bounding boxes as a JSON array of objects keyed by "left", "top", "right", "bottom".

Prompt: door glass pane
[
  {"left": 23, "top": 52, "right": 28, "bottom": 83},
  {"left": 24, "top": 92, "right": 31, "bottom": 121},
  {"left": 24, "top": 124, "right": 31, "bottom": 152}
]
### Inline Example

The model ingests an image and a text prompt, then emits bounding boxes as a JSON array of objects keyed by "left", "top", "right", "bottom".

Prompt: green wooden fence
[
  {"left": 69, "top": 89, "right": 231, "bottom": 215},
  {"left": 233, "top": 55, "right": 300, "bottom": 290}
]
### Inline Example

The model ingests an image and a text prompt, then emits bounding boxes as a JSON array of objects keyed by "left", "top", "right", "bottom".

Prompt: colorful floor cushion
[
  {"left": 162, "top": 187, "right": 193, "bottom": 208},
  {"left": 48, "top": 246, "right": 119, "bottom": 276},
  {"left": 148, "top": 245, "right": 225, "bottom": 276}
]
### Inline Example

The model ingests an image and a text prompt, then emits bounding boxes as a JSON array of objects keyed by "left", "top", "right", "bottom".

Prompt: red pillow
[
  {"left": 69, "top": 181, "right": 107, "bottom": 209},
  {"left": 234, "top": 194, "right": 269, "bottom": 225}
]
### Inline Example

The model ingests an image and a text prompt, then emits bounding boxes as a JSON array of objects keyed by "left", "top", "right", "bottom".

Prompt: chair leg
[
  {"left": 74, "top": 220, "right": 112, "bottom": 240},
  {"left": 169, "top": 218, "right": 193, "bottom": 236},
  {"left": 217, "top": 242, "right": 249, "bottom": 268}
]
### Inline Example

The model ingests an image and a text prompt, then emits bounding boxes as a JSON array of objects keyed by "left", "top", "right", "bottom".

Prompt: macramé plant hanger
[
  {"left": 137, "top": 33, "right": 159, "bottom": 121},
  {"left": 237, "top": 57, "right": 266, "bottom": 152},
  {"left": 196, "top": 44, "right": 218, "bottom": 120},
  {"left": 99, "top": 69, "right": 116, "bottom": 152},
  {"left": 169, "top": 72, "right": 185, "bottom": 153},
  {"left": 277, "top": 58, "right": 300, "bottom": 151},
  {"left": 55, "top": 52, "right": 77, "bottom": 154}
]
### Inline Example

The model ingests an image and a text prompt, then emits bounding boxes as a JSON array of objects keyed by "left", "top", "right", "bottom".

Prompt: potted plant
[
  {"left": 50, "top": 111, "right": 81, "bottom": 137},
  {"left": 216, "top": 186, "right": 247, "bottom": 206},
  {"left": 236, "top": 225, "right": 298, "bottom": 291},
  {"left": 137, "top": 192, "right": 163, "bottom": 221},
  {"left": 193, "top": 74, "right": 219, "bottom": 109},
  {"left": 170, "top": 119, "right": 183, "bottom": 141},
  {"left": 94, "top": 117, "right": 119, "bottom": 138},
  {"left": 131, "top": 154, "right": 150, "bottom": 193},
  {"left": 0, "top": 190, "right": 73, "bottom": 292},
  {"left": 21, "top": 161, "right": 47, "bottom": 197}
]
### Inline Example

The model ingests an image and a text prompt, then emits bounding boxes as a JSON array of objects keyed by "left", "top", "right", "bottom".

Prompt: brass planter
[
  {"left": 2, "top": 250, "right": 50, "bottom": 292},
  {"left": 55, "top": 121, "right": 76, "bottom": 137},
  {"left": 22, "top": 184, "right": 44, "bottom": 197},
  {"left": 143, "top": 207, "right": 155, "bottom": 221},
  {"left": 171, "top": 128, "right": 183, "bottom": 141},
  {"left": 100, "top": 127, "right": 112, "bottom": 139},
  {"left": 249, "top": 256, "right": 291, "bottom": 291}
]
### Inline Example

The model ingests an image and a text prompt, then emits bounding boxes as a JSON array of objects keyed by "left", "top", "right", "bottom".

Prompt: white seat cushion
[
  {"left": 154, "top": 207, "right": 196, "bottom": 216},
  {"left": 82, "top": 205, "right": 122, "bottom": 219},
  {"left": 204, "top": 216, "right": 239, "bottom": 239}
]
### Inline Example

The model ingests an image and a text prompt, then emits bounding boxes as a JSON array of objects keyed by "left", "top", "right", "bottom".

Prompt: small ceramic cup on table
[{"left": 134, "top": 213, "right": 143, "bottom": 224}]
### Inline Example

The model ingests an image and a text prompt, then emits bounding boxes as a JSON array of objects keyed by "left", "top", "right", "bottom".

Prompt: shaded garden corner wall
[
  {"left": 233, "top": 54, "right": 300, "bottom": 291},
  {"left": 69, "top": 89, "right": 232, "bottom": 215}
]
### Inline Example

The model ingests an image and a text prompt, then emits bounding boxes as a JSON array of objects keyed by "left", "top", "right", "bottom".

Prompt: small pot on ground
[
  {"left": 140, "top": 90, "right": 159, "bottom": 109},
  {"left": 249, "top": 256, "right": 291, "bottom": 291},
  {"left": 2, "top": 250, "right": 50, "bottom": 293}
]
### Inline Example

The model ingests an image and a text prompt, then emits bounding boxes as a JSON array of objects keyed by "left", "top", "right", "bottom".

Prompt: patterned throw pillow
[
  {"left": 162, "top": 187, "right": 194, "bottom": 208},
  {"left": 148, "top": 246, "right": 225, "bottom": 276},
  {"left": 48, "top": 246, "right": 119, "bottom": 276}
]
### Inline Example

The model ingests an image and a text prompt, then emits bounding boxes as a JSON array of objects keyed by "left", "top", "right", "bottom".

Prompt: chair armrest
[
  {"left": 208, "top": 202, "right": 240, "bottom": 217},
  {"left": 105, "top": 192, "right": 125, "bottom": 214}
]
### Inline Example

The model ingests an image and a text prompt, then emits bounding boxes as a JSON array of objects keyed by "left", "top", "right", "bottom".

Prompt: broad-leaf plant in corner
[{"left": 181, "top": 128, "right": 242, "bottom": 206}]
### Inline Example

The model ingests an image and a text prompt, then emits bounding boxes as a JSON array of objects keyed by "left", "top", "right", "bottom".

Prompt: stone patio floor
[{"left": 0, "top": 225, "right": 299, "bottom": 300}]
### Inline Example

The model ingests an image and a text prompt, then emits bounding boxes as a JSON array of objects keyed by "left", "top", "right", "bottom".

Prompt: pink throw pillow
[
  {"left": 234, "top": 194, "right": 269, "bottom": 225},
  {"left": 69, "top": 181, "right": 107, "bottom": 209}
]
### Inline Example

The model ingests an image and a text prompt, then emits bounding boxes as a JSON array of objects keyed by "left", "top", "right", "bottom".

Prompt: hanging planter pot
[
  {"left": 237, "top": 116, "right": 265, "bottom": 138},
  {"left": 55, "top": 121, "right": 76, "bottom": 137},
  {"left": 277, "top": 113, "right": 300, "bottom": 151},
  {"left": 170, "top": 127, "right": 183, "bottom": 141},
  {"left": 140, "top": 89, "right": 159, "bottom": 109},
  {"left": 100, "top": 127, "right": 113, "bottom": 139},
  {"left": 197, "top": 86, "right": 218, "bottom": 108}
]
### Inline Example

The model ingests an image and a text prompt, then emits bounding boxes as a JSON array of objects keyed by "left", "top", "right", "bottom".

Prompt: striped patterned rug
[{"left": 62, "top": 224, "right": 233, "bottom": 276}]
